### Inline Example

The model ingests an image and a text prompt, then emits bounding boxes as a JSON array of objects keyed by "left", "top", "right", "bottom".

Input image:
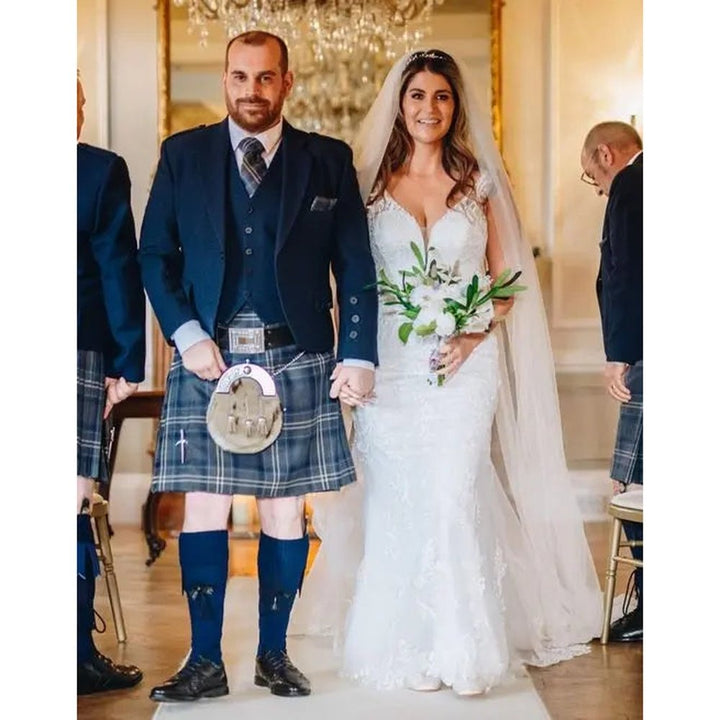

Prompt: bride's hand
[{"left": 436, "top": 333, "right": 487, "bottom": 380}]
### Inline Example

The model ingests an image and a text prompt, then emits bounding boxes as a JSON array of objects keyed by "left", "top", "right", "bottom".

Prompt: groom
[{"left": 139, "top": 31, "right": 377, "bottom": 701}]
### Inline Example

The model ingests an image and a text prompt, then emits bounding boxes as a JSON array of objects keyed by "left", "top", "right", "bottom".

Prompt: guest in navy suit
[
  {"left": 581, "top": 120, "right": 643, "bottom": 642},
  {"left": 76, "top": 77, "right": 146, "bottom": 693},
  {"left": 140, "top": 31, "right": 378, "bottom": 702}
]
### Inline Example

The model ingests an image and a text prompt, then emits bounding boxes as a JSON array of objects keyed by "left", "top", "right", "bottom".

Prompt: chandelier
[{"left": 173, "top": 1, "right": 444, "bottom": 142}]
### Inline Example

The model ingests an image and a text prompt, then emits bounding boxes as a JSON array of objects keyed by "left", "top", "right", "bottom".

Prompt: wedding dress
[
  {"left": 291, "top": 50, "right": 603, "bottom": 694},
  {"left": 294, "top": 179, "right": 598, "bottom": 692}
]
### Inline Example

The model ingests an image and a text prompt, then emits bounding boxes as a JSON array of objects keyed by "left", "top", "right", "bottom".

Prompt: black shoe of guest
[
  {"left": 255, "top": 650, "right": 311, "bottom": 697},
  {"left": 149, "top": 657, "right": 229, "bottom": 702},
  {"left": 77, "top": 650, "right": 143, "bottom": 695},
  {"left": 608, "top": 607, "right": 643, "bottom": 642}
]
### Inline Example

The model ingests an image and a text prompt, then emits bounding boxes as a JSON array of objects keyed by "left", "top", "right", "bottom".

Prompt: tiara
[{"left": 405, "top": 50, "right": 451, "bottom": 67}]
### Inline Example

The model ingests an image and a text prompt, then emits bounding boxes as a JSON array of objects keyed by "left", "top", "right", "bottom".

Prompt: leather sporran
[{"left": 207, "top": 363, "right": 283, "bottom": 454}]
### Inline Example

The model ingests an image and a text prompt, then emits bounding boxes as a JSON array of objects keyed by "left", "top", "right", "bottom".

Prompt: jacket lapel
[
  {"left": 276, "top": 121, "right": 311, "bottom": 255},
  {"left": 198, "top": 119, "right": 231, "bottom": 251}
]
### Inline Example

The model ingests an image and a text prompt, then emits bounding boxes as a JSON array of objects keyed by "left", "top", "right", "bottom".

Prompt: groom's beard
[{"left": 226, "top": 91, "right": 284, "bottom": 134}]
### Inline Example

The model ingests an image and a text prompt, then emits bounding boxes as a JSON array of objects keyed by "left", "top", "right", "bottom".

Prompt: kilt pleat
[
  {"left": 77, "top": 350, "right": 108, "bottom": 482},
  {"left": 152, "top": 313, "right": 355, "bottom": 497}
]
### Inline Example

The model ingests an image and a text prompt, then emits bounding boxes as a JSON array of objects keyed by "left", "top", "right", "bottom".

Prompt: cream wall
[
  {"left": 503, "top": 0, "right": 641, "bottom": 466},
  {"left": 77, "top": 0, "right": 109, "bottom": 148},
  {"left": 78, "top": 0, "right": 159, "bottom": 520},
  {"left": 504, "top": 0, "right": 643, "bottom": 370}
]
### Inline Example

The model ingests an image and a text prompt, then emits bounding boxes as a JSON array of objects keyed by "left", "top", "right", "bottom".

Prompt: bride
[{"left": 294, "top": 49, "right": 603, "bottom": 697}]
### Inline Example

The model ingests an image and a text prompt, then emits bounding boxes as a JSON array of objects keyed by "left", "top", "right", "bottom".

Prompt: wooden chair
[
  {"left": 600, "top": 487, "right": 643, "bottom": 644},
  {"left": 90, "top": 492, "right": 126, "bottom": 643},
  {"left": 102, "top": 389, "right": 166, "bottom": 566}
]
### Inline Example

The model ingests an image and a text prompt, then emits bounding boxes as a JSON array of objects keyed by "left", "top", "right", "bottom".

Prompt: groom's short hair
[
  {"left": 225, "top": 31, "right": 289, "bottom": 75},
  {"left": 583, "top": 121, "right": 642, "bottom": 155}
]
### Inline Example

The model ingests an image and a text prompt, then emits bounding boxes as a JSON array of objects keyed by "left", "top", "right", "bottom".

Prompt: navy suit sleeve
[
  {"left": 330, "top": 147, "right": 379, "bottom": 365},
  {"left": 139, "top": 140, "right": 197, "bottom": 343},
  {"left": 604, "top": 174, "right": 643, "bottom": 362},
  {"left": 90, "top": 155, "right": 146, "bottom": 382}
]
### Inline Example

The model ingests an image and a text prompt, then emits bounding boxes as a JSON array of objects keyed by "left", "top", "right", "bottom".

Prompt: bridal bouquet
[{"left": 374, "top": 242, "right": 526, "bottom": 385}]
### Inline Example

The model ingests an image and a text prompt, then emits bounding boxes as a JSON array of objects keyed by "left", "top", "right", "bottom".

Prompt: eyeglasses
[{"left": 580, "top": 147, "right": 600, "bottom": 187}]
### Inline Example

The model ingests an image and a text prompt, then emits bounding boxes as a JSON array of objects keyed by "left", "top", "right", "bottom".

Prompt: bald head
[
  {"left": 582, "top": 121, "right": 642, "bottom": 157},
  {"left": 580, "top": 121, "right": 642, "bottom": 196}
]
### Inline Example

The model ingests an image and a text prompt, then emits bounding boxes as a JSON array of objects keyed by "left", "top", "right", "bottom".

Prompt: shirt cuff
[
  {"left": 341, "top": 358, "right": 376, "bottom": 371},
  {"left": 172, "top": 320, "right": 211, "bottom": 355}
]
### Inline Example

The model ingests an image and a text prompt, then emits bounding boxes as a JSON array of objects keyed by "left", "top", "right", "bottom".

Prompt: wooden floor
[{"left": 79, "top": 522, "right": 642, "bottom": 720}]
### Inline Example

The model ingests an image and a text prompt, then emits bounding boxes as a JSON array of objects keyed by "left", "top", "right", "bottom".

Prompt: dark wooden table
[{"left": 103, "top": 389, "right": 166, "bottom": 566}]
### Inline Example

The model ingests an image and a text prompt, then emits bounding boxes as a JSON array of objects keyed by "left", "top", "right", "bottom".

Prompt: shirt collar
[
  {"left": 626, "top": 150, "right": 642, "bottom": 167},
  {"left": 228, "top": 115, "right": 283, "bottom": 154}
]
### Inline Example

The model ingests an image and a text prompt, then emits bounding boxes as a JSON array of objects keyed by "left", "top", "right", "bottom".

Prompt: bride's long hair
[{"left": 368, "top": 50, "right": 478, "bottom": 207}]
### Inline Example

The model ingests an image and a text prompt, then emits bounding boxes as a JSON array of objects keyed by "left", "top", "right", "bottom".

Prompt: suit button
[
  {"left": 349, "top": 296, "right": 358, "bottom": 305},
  {"left": 245, "top": 226, "right": 253, "bottom": 234},
  {"left": 351, "top": 314, "right": 360, "bottom": 323},
  {"left": 349, "top": 330, "right": 358, "bottom": 339},
  {"left": 248, "top": 207, "right": 254, "bottom": 214},
  {"left": 245, "top": 248, "right": 253, "bottom": 255}
]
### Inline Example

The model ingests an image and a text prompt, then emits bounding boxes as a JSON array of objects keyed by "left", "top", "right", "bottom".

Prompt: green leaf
[
  {"left": 403, "top": 307, "right": 420, "bottom": 320},
  {"left": 466, "top": 283, "right": 475, "bottom": 306},
  {"left": 410, "top": 241, "right": 426, "bottom": 269},
  {"left": 493, "top": 268, "right": 512, "bottom": 287},
  {"left": 497, "top": 270, "right": 523, "bottom": 289},
  {"left": 492, "top": 284, "right": 527, "bottom": 298},
  {"left": 398, "top": 322, "right": 414, "bottom": 344},
  {"left": 414, "top": 321, "right": 437, "bottom": 337}
]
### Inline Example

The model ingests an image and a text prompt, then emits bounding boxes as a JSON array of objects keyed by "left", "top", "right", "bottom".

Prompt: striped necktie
[{"left": 238, "top": 136, "right": 267, "bottom": 197}]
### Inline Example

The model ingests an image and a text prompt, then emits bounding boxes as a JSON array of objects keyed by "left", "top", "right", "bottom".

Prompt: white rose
[
  {"left": 435, "top": 311, "right": 457, "bottom": 336},
  {"left": 414, "top": 306, "right": 437, "bottom": 330},
  {"left": 466, "top": 301, "right": 494, "bottom": 332}
]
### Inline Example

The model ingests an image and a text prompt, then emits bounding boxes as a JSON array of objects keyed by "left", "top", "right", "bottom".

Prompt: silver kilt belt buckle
[
  {"left": 227, "top": 327, "right": 265, "bottom": 354},
  {"left": 206, "top": 362, "right": 283, "bottom": 454}
]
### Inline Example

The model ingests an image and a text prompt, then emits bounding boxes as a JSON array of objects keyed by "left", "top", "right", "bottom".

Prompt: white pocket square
[{"left": 311, "top": 196, "right": 338, "bottom": 211}]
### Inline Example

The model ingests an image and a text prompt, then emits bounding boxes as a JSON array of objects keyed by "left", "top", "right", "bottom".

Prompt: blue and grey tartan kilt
[
  {"left": 152, "top": 313, "right": 356, "bottom": 497},
  {"left": 77, "top": 349, "right": 108, "bottom": 483},
  {"left": 610, "top": 361, "right": 643, "bottom": 485}
]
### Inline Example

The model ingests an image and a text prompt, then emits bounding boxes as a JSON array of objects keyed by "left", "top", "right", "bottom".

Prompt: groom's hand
[
  {"left": 330, "top": 364, "right": 375, "bottom": 406},
  {"left": 182, "top": 339, "right": 228, "bottom": 381}
]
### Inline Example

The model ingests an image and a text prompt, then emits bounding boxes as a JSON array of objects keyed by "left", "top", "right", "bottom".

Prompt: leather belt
[{"left": 216, "top": 324, "right": 295, "bottom": 354}]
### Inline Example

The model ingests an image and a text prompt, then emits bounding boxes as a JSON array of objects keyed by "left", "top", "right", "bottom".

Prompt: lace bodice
[{"left": 367, "top": 178, "right": 492, "bottom": 287}]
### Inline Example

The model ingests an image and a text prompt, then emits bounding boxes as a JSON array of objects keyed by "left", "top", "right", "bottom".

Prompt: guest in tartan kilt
[
  {"left": 76, "top": 76, "right": 146, "bottom": 694},
  {"left": 139, "top": 31, "right": 378, "bottom": 702},
  {"left": 581, "top": 121, "right": 643, "bottom": 642}
]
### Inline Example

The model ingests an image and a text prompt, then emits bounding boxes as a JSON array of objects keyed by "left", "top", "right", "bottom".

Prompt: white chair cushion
[{"left": 610, "top": 488, "right": 643, "bottom": 511}]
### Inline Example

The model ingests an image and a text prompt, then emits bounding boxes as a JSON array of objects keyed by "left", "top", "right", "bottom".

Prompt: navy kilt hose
[
  {"left": 152, "top": 312, "right": 355, "bottom": 497},
  {"left": 77, "top": 350, "right": 108, "bottom": 483},
  {"left": 610, "top": 361, "right": 643, "bottom": 486}
]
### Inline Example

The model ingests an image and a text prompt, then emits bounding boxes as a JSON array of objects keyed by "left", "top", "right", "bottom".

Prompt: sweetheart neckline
[{"left": 382, "top": 191, "right": 477, "bottom": 252}]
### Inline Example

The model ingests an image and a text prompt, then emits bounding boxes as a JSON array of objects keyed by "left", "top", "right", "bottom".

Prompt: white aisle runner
[{"left": 154, "top": 577, "right": 551, "bottom": 720}]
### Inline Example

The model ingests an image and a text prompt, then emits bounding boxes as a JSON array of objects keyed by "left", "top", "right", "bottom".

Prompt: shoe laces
[
  {"left": 174, "top": 657, "right": 215, "bottom": 680},
  {"left": 264, "top": 650, "right": 290, "bottom": 671},
  {"left": 621, "top": 568, "right": 639, "bottom": 617}
]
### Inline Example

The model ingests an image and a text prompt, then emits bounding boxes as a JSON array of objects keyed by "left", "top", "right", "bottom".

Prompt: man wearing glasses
[{"left": 581, "top": 121, "right": 643, "bottom": 642}]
